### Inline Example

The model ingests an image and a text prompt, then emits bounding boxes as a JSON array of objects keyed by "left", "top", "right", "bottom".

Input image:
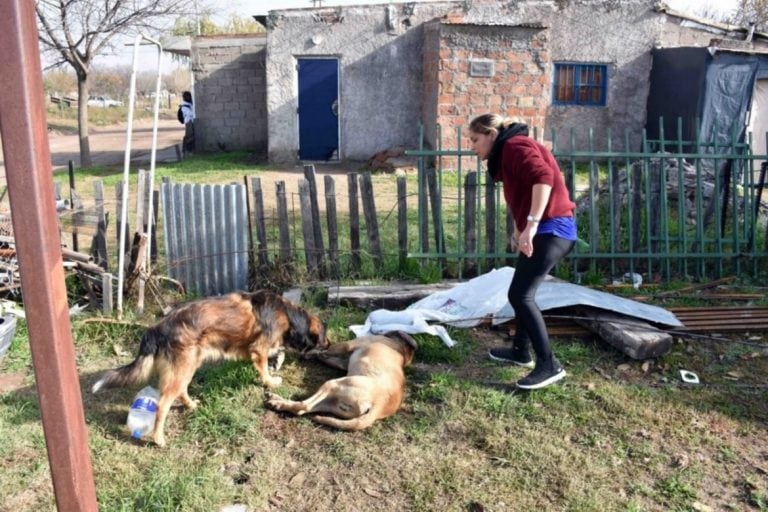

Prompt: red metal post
[{"left": 0, "top": 1, "right": 98, "bottom": 510}]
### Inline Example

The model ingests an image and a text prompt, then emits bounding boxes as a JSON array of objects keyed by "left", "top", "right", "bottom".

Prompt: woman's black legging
[{"left": 508, "top": 234, "right": 574, "bottom": 365}]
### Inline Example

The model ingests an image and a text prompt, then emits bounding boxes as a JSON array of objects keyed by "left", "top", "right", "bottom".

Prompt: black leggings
[{"left": 508, "top": 234, "right": 574, "bottom": 364}]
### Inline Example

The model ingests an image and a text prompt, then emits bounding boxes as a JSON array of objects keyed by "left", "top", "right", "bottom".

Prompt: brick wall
[
  {"left": 423, "top": 22, "right": 551, "bottom": 168},
  {"left": 192, "top": 34, "right": 267, "bottom": 153}
]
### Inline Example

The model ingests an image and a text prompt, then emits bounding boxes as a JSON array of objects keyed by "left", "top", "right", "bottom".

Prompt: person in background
[
  {"left": 468, "top": 113, "right": 577, "bottom": 390},
  {"left": 181, "top": 90, "right": 195, "bottom": 155}
]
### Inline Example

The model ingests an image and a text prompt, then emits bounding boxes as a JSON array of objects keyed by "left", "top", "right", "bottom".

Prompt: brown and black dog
[
  {"left": 265, "top": 331, "right": 417, "bottom": 431},
  {"left": 91, "top": 290, "right": 327, "bottom": 446}
]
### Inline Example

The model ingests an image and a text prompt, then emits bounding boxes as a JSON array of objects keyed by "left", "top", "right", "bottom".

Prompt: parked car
[{"left": 87, "top": 96, "right": 123, "bottom": 108}]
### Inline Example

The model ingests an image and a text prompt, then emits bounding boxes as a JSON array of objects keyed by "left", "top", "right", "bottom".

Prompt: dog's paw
[
  {"left": 152, "top": 434, "right": 167, "bottom": 448},
  {"left": 264, "top": 393, "right": 286, "bottom": 410}
]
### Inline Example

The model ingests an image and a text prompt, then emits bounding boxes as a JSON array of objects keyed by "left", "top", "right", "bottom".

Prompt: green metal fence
[{"left": 406, "top": 120, "right": 768, "bottom": 281}]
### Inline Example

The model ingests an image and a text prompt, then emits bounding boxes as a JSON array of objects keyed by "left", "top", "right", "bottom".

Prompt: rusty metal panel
[
  {"left": 0, "top": 0, "right": 98, "bottom": 510},
  {"left": 161, "top": 181, "right": 249, "bottom": 296}
]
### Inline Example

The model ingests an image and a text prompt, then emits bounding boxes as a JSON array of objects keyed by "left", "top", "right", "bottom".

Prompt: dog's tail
[
  {"left": 309, "top": 411, "right": 380, "bottom": 431},
  {"left": 91, "top": 328, "right": 166, "bottom": 393}
]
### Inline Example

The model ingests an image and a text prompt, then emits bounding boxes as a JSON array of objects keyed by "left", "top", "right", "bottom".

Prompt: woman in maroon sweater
[{"left": 469, "top": 114, "right": 577, "bottom": 389}]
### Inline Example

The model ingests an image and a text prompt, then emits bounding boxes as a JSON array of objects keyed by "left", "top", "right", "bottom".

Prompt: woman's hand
[{"left": 518, "top": 225, "right": 537, "bottom": 257}]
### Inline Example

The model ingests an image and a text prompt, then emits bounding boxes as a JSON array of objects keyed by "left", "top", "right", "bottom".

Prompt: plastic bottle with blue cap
[{"left": 126, "top": 386, "right": 159, "bottom": 439}]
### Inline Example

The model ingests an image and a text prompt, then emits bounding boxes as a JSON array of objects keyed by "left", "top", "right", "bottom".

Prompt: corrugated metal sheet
[{"left": 161, "top": 182, "right": 249, "bottom": 296}]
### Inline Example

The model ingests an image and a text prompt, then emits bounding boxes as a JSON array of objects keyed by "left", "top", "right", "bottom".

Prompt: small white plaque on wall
[{"left": 469, "top": 59, "right": 495, "bottom": 77}]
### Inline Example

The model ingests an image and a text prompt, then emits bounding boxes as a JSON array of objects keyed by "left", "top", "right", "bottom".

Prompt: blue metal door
[{"left": 298, "top": 58, "right": 339, "bottom": 160}]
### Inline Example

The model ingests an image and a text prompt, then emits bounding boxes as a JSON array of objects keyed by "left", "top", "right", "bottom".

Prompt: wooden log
[
  {"left": 298, "top": 179, "right": 318, "bottom": 275},
  {"left": 75, "top": 260, "right": 108, "bottom": 275},
  {"left": 572, "top": 306, "right": 673, "bottom": 360},
  {"left": 61, "top": 248, "right": 93, "bottom": 263},
  {"left": 347, "top": 173, "right": 361, "bottom": 274},
  {"left": 304, "top": 165, "right": 326, "bottom": 277},
  {"left": 275, "top": 181, "right": 292, "bottom": 262},
  {"left": 397, "top": 176, "right": 407, "bottom": 268},
  {"left": 463, "top": 171, "right": 478, "bottom": 276},
  {"left": 359, "top": 172, "right": 382, "bottom": 269},
  {"left": 324, "top": 175, "right": 339, "bottom": 279}
]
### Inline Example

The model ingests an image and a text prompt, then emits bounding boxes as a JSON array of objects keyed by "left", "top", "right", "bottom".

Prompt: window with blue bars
[{"left": 552, "top": 63, "right": 608, "bottom": 106}]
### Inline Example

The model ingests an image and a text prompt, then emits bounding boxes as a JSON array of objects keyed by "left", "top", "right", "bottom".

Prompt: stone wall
[{"left": 192, "top": 34, "right": 267, "bottom": 153}]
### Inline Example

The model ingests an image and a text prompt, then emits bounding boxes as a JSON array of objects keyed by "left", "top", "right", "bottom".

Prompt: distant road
[{"left": 0, "top": 117, "right": 184, "bottom": 182}]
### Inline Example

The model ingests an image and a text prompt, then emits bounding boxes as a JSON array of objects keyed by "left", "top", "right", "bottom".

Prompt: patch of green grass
[
  {"left": 654, "top": 472, "right": 699, "bottom": 508},
  {"left": 98, "top": 458, "right": 232, "bottom": 511},
  {"left": 413, "top": 329, "right": 474, "bottom": 365},
  {"left": 2, "top": 292, "right": 767, "bottom": 511},
  {"left": 65, "top": 151, "right": 263, "bottom": 187},
  {"left": 0, "top": 319, "right": 30, "bottom": 372}
]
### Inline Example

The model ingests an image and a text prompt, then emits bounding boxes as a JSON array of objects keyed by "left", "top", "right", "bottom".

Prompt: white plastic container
[{"left": 126, "top": 386, "right": 159, "bottom": 439}]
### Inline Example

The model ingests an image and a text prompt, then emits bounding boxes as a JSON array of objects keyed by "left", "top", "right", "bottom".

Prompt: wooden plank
[
  {"left": 324, "top": 175, "right": 339, "bottom": 279},
  {"left": 275, "top": 181, "right": 291, "bottom": 262},
  {"left": 298, "top": 179, "right": 318, "bottom": 275},
  {"left": 250, "top": 176, "right": 269, "bottom": 266},
  {"left": 347, "top": 172, "right": 361, "bottom": 274},
  {"left": 304, "top": 165, "right": 326, "bottom": 277},
  {"left": 359, "top": 172, "right": 382, "bottom": 269}
]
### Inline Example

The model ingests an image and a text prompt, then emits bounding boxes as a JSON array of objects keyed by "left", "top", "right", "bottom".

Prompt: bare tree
[
  {"left": 734, "top": 0, "right": 768, "bottom": 30},
  {"left": 36, "top": 0, "right": 197, "bottom": 167}
]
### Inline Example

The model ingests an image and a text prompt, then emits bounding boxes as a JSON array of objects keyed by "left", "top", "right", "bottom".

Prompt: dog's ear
[{"left": 387, "top": 331, "right": 418, "bottom": 350}]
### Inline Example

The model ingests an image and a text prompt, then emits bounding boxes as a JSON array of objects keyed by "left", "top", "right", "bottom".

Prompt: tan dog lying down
[{"left": 265, "top": 332, "right": 417, "bottom": 431}]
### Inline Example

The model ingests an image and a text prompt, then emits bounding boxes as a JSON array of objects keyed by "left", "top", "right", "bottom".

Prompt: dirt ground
[
  {"left": 0, "top": 118, "right": 398, "bottom": 214},
  {"left": 0, "top": 118, "right": 186, "bottom": 183}
]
